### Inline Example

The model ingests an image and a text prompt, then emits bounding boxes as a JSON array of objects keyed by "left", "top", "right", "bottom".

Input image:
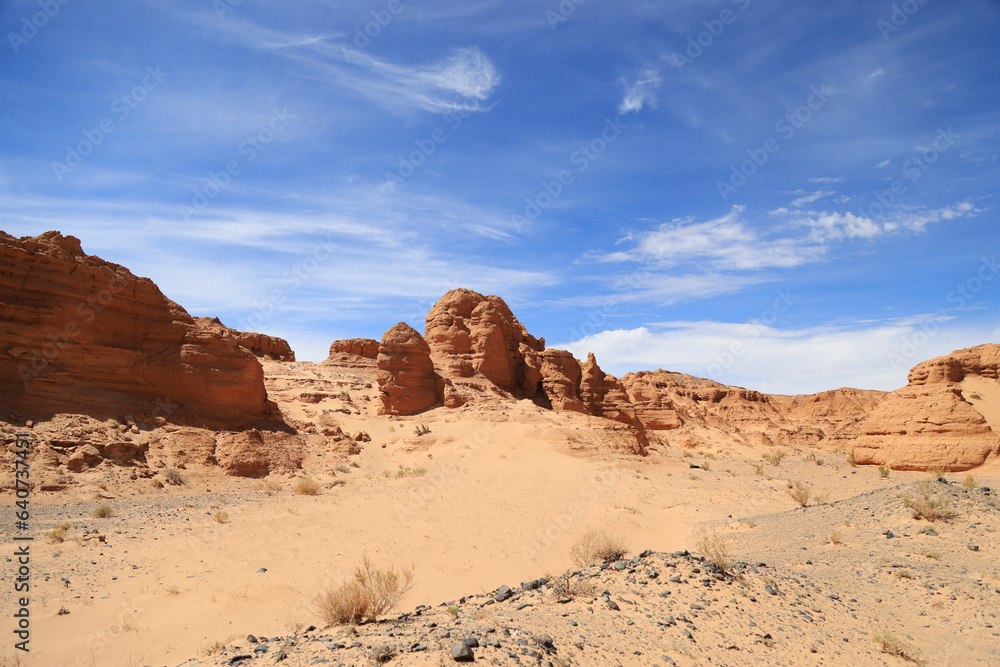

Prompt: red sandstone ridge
[
  {"left": 192, "top": 316, "right": 295, "bottom": 361},
  {"left": 853, "top": 344, "right": 1000, "bottom": 471},
  {"left": 0, "top": 231, "right": 280, "bottom": 429},
  {"left": 376, "top": 323, "right": 442, "bottom": 415}
]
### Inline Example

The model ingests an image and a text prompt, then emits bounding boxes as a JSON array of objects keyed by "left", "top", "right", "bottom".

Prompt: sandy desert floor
[{"left": 2, "top": 360, "right": 999, "bottom": 666}]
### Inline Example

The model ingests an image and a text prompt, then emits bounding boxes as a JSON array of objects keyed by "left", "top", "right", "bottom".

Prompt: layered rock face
[
  {"left": 424, "top": 288, "right": 545, "bottom": 393},
  {"left": 329, "top": 338, "right": 379, "bottom": 359},
  {"left": 376, "top": 323, "right": 442, "bottom": 415},
  {"left": 192, "top": 316, "right": 295, "bottom": 361},
  {"left": 619, "top": 370, "right": 887, "bottom": 451},
  {"left": 853, "top": 345, "right": 1000, "bottom": 471},
  {"left": 0, "top": 231, "right": 277, "bottom": 428}
]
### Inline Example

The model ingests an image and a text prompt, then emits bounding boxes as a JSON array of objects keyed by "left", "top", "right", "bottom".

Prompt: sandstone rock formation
[
  {"left": 192, "top": 316, "right": 295, "bottom": 361},
  {"left": 377, "top": 323, "right": 443, "bottom": 415},
  {"left": 852, "top": 344, "right": 1000, "bottom": 471},
  {"left": 0, "top": 231, "right": 279, "bottom": 429},
  {"left": 424, "top": 288, "right": 544, "bottom": 394},
  {"left": 329, "top": 338, "right": 379, "bottom": 359}
]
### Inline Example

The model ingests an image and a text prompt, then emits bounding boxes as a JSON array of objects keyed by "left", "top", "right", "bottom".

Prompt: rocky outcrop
[
  {"left": 579, "top": 353, "right": 648, "bottom": 451},
  {"left": 0, "top": 231, "right": 279, "bottom": 429},
  {"left": 192, "top": 317, "right": 295, "bottom": 361},
  {"left": 852, "top": 345, "right": 1000, "bottom": 471},
  {"left": 329, "top": 338, "right": 379, "bottom": 359},
  {"left": 377, "top": 323, "right": 443, "bottom": 415},
  {"left": 424, "top": 288, "right": 545, "bottom": 394},
  {"left": 539, "top": 349, "right": 585, "bottom": 412}
]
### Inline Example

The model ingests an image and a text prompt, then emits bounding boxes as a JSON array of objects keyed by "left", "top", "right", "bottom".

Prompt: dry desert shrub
[
  {"left": 47, "top": 528, "right": 67, "bottom": 543},
  {"left": 213, "top": 511, "right": 230, "bottom": 524},
  {"left": 698, "top": 530, "right": 733, "bottom": 574},
  {"left": 879, "top": 465, "right": 890, "bottom": 479},
  {"left": 570, "top": 527, "right": 629, "bottom": 566},
  {"left": 962, "top": 475, "right": 977, "bottom": 489},
  {"left": 92, "top": 503, "right": 114, "bottom": 518},
  {"left": 295, "top": 477, "right": 321, "bottom": 496},
  {"left": 787, "top": 481, "right": 813, "bottom": 507},
  {"left": 872, "top": 628, "right": 923, "bottom": 664},
  {"left": 829, "top": 530, "right": 844, "bottom": 545},
  {"left": 316, "top": 556, "right": 414, "bottom": 625},
  {"left": 549, "top": 572, "right": 598, "bottom": 599},
  {"left": 903, "top": 484, "right": 954, "bottom": 522},
  {"left": 164, "top": 468, "right": 185, "bottom": 486}
]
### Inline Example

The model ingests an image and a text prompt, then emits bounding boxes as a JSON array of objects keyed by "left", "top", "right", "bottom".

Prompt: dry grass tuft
[
  {"left": 872, "top": 628, "right": 923, "bottom": 664},
  {"left": 295, "top": 477, "right": 321, "bottom": 496},
  {"left": 213, "top": 511, "right": 230, "bottom": 524},
  {"left": 92, "top": 503, "right": 114, "bottom": 518},
  {"left": 879, "top": 465, "right": 890, "bottom": 479},
  {"left": 829, "top": 530, "right": 844, "bottom": 545},
  {"left": 164, "top": 468, "right": 185, "bottom": 486},
  {"left": 698, "top": 530, "right": 734, "bottom": 574},
  {"left": 570, "top": 528, "right": 629, "bottom": 567},
  {"left": 787, "top": 481, "right": 813, "bottom": 507},
  {"left": 903, "top": 483, "right": 954, "bottom": 522},
  {"left": 962, "top": 475, "right": 977, "bottom": 489},
  {"left": 315, "top": 556, "right": 415, "bottom": 626},
  {"left": 549, "top": 572, "right": 598, "bottom": 599}
]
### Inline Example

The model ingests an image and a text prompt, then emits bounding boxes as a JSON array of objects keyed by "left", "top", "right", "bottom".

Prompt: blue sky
[{"left": 2, "top": 0, "right": 998, "bottom": 393}]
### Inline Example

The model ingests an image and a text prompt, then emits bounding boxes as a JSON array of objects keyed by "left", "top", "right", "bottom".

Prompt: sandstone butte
[{"left": 2, "top": 231, "right": 998, "bottom": 474}]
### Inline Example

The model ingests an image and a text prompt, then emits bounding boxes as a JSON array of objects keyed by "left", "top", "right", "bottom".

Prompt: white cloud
[
  {"left": 867, "top": 68, "right": 885, "bottom": 79},
  {"left": 799, "top": 211, "right": 882, "bottom": 242},
  {"left": 874, "top": 159, "right": 891, "bottom": 168},
  {"left": 807, "top": 177, "right": 843, "bottom": 184},
  {"left": 628, "top": 206, "right": 824, "bottom": 270},
  {"left": 790, "top": 188, "right": 835, "bottom": 207},
  {"left": 339, "top": 45, "right": 502, "bottom": 112},
  {"left": 618, "top": 68, "right": 662, "bottom": 114},
  {"left": 186, "top": 11, "right": 501, "bottom": 115},
  {"left": 556, "top": 319, "right": 996, "bottom": 394},
  {"left": 781, "top": 201, "right": 984, "bottom": 243}
]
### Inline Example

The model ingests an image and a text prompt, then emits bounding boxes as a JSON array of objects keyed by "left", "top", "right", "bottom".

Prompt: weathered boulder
[{"left": 377, "top": 323, "right": 442, "bottom": 415}]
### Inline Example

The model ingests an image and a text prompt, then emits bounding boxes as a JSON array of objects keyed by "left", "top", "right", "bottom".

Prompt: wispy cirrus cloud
[
  {"left": 618, "top": 68, "right": 662, "bottom": 114},
  {"left": 182, "top": 11, "right": 501, "bottom": 115}
]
